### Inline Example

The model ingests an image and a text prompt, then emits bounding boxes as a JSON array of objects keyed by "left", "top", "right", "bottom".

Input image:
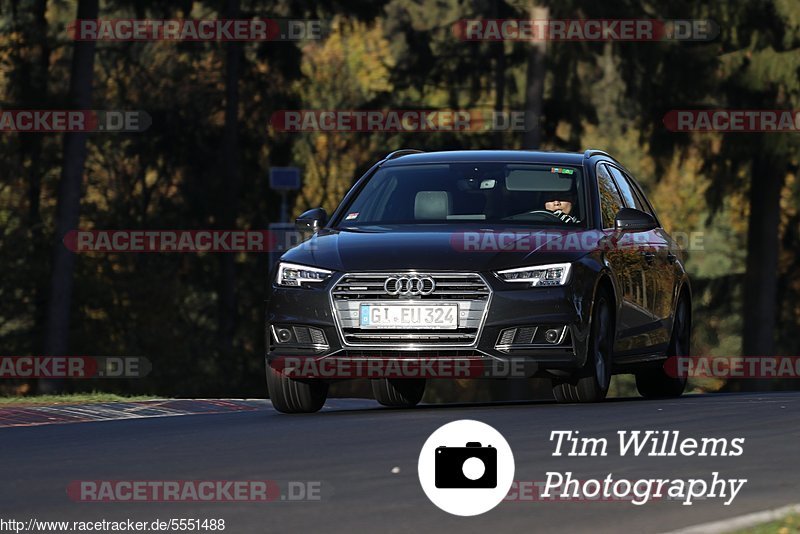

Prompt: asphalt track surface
[{"left": 1, "top": 392, "right": 798, "bottom": 533}]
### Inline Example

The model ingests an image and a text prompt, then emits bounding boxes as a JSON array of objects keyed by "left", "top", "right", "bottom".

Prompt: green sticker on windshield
[{"left": 550, "top": 167, "right": 575, "bottom": 175}]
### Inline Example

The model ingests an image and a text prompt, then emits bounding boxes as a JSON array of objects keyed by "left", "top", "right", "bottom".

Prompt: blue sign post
[{"left": 269, "top": 167, "right": 301, "bottom": 223}]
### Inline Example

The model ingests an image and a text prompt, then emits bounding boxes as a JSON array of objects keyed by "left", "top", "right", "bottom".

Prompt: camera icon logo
[
  {"left": 435, "top": 442, "right": 497, "bottom": 488},
  {"left": 418, "top": 420, "right": 515, "bottom": 516}
]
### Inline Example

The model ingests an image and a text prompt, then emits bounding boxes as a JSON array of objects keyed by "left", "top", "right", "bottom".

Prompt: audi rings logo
[{"left": 384, "top": 276, "right": 436, "bottom": 296}]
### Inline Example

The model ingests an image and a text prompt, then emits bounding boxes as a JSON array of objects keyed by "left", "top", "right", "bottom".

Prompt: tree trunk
[
  {"left": 22, "top": 0, "right": 50, "bottom": 237},
  {"left": 41, "top": 0, "right": 98, "bottom": 392},
  {"left": 217, "top": 0, "right": 242, "bottom": 386},
  {"left": 491, "top": 1, "right": 506, "bottom": 147},
  {"left": 522, "top": 4, "right": 548, "bottom": 149},
  {"left": 15, "top": 0, "right": 50, "bottom": 393},
  {"left": 727, "top": 151, "right": 786, "bottom": 392}
]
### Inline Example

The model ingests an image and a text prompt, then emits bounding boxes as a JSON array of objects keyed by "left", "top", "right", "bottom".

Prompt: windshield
[{"left": 335, "top": 162, "right": 587, "bottom": 228}]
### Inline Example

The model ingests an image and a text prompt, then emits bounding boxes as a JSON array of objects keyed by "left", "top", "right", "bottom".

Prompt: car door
[
  {"left": 625, "top": 171, "right": 675, "bottom": 348},
  {"left": 596, "top": 163, "right": 651, "bottom": 352},
  {"left": 607, "top": 164, "right": 670, "bottom": 350}
]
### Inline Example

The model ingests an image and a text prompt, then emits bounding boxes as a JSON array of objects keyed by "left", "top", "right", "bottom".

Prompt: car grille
[{"left": 330, "top": 272, "right": 491, "bottom": 347}]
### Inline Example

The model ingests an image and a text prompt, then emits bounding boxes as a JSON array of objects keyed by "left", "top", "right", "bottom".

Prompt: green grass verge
[
  {"left": 0, "top": 392, "right": 159, "bottom": 406},
  {"left": 735, "top": 514, "right": 800, "bottom": 533}
]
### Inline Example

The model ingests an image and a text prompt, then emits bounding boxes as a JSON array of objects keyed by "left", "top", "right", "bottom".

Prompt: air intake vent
[
  {"left": 499, "top": 328, "right": 516, "bottom": 345},
  {"left": 514, "top": 326, "right": 537, "bottom": 344},
  {"left": 495, "top": 325, "right": 570, "bottom": 352},
  {"left": 497, "top": 326, "right": 538, "bottom": 347}
]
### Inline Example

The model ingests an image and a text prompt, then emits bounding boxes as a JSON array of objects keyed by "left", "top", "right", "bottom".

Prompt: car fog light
[
  {"left": 276, "top": 328, "right": 293, "bottom": 343},
  {"left": 544, "top": 329, "right": 560, "bottom": 343}
]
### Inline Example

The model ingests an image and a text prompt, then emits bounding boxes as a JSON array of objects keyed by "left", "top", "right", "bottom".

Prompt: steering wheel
[{"left": 525, "top": 209, "right": 564, "bottom": 221}]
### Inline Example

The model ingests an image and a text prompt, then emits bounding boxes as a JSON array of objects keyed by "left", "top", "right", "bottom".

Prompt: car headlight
[
  {"left": 276, "top": 262, "right": 332, "bottom": 287},
  {"left": 495, "top": 263, "right": 572, "bottom": 287}
]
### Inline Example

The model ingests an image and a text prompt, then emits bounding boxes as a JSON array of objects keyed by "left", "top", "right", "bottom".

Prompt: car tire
[
  {"left": 552, "top": 291, "right": 613, "bottom": 403},
  {"left": 371, "top": 378, "right": 425, "bottom": 408},
  {"left": 266, "top": 363, "right": 328, "bottom": 413},
  {"left": 636, "top": 294, "right": 690, "bottom": 399}
]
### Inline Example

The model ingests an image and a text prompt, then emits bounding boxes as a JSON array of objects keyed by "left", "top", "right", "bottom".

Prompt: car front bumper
[{"left": 265, "top": 271, "right": 594, "bottom": 377}]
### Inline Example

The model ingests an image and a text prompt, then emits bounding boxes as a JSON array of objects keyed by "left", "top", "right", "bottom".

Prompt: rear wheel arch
[
  {"left": 672, "top": 282, "right": 692, "bottom": 357},
  {"left": 673, "top": 280, "right": 692, "bottom": 331}
]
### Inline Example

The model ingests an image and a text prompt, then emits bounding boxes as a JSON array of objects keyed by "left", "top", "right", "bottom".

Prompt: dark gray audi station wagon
[{"left": 265, "top": 149, "right": 691, "bottom": 413}]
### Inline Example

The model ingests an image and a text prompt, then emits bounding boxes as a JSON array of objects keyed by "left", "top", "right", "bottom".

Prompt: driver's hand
[{"left": 553, "top": 209, "right": 581, "bottom": 224}]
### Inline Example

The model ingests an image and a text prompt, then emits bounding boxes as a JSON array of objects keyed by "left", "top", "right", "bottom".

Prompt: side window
[
  {"left": 627, "top": 176, "right": 658, "bottom": 221},
  {"left": 608, "top": 166, "right": 644, "bottom": 211},
  {"left": 596, "top": 163, "right": 624, "bottom": 229},
  {"left": 609, "top": 166, "right": 658, "bottom": 222}
]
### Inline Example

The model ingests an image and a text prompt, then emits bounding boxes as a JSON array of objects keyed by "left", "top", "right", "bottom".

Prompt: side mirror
[
  {"left": 614, "top": 208, "right": 657, "bottom": 232},
  {"left": 295, "top": 207, "right": 327, "bottom": 232}
]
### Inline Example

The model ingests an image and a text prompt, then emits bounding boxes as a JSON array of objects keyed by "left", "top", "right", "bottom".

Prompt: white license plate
[{"left": 359, "top": 304, "right": 458, "bottom": 329}]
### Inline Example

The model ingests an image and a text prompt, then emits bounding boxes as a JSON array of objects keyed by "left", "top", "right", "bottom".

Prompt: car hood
[{"left": 281, "top": 227, "right": 599, "bottom": 272}]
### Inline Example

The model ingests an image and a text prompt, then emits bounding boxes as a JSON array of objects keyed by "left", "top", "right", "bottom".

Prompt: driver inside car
[{"left": 543, "top": 192, "right": 581, "bottom": 224}]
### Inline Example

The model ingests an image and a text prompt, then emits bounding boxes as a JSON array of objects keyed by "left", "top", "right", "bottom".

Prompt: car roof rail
[
  {"left": 583, "top": 148, "right": 612, "bottom": 159},
  {"left": 384, "top": 149, "right": 424, "bottom": 161}
]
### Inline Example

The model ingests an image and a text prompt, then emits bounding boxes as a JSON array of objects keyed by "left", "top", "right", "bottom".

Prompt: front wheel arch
[
  {"left": 587, "top": 273, "right": 617, "bottom": 366},
  {"left": 552, "top": 278, "right": 616, "bottom": 403}
]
